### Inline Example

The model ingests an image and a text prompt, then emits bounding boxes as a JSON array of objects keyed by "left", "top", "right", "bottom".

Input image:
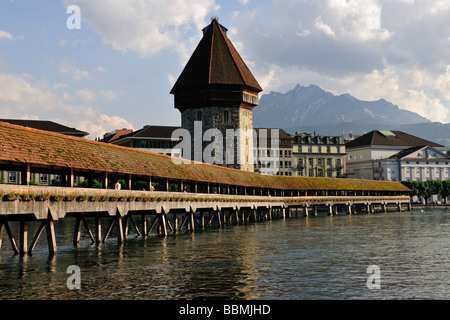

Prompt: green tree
[
  {"left": 417, "top": 181, "right": 432, "bottom": 204},
  {"left": 441, "top": 180, "right": 450, "bottom": 204}
]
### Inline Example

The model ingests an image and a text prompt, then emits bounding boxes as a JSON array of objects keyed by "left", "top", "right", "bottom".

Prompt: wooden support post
[
  {"left": 128, "top": 174, "right": 132, "bottom": 191},
  {"left": 173, "top": 213, "right": 178, "bottom": 233},
  {"left": 20, "top": 220, "right": 28, "bottom": 255},
  {"left": 189, "top": 209, "right": 195, "bottom": 232},
  {"left": 313, "top": 206, "right": 318, "bottom": 216},
  {"left": 0, "top": 219, "right": 18, "bottom": 254},
  {"left": 141, "top": 215, "right": 148, "bottom": 238},
  {"left": 0, "top": 221, "right": 3, "bottom": 250},
  {"left": 104, "top": 172, "right": 108, "bottom": 190},
  {"left": 29, "top": 221, "right": 46, "bottom": 254},
  {"left": 303, "top": 206, "right": 309, "bottom": 217},
  {"left": 69, "top": 168, "right": 74, "bottom": 188},
  {"left": 82, "top": 217, "right": 96, "bottom": 244},
  {"left": 95, "top": 217, "right": 101, "bottom": 244},
  {"left": 103, "top": 218, "right": 116, "bottom": 243},
  {"left": 200, "top": 212, "right": 205, "bottom": 229},
  {"left": 158, "top": 213, "right": 167, "bottom": 237},
  {"left": 21, "top": 163, "right": 31, "bottom": 186},
  {"left": 45, "top": 220, "right": 57, "bottom": 256},
  {"left": 73, "top": 216, "right": 83, "bottom": 246},
  {"left": 328, "top": 205, "right": 333, "bottom": 216},
  {"left": 347, "top": 204, "right": 352, "bottom": 215}
]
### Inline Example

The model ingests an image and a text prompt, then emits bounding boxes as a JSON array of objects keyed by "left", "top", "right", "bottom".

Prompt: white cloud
[
  {"left": 0, "top": 72, "right": 133, "bottom": 139},
  {"left": 59, "top": 57, "right": 90, "bottom": 81},
  {"left": 63, "top": 0, "right": 220, "bottom": 58},
  {"left": 98, "top": 89, "right": 124, "bottom": 101},
  {"left": 231, "top": 0, "right": 450, "bottom": 123},
  {"left": 0, "top": 30, "right": 13, "bottom": 40},
  {"left": 314, "top": 16, "right": 336, "bottom": 37},
  {"left": 75, "top": 88, "right": 97, "bottom": 104}
]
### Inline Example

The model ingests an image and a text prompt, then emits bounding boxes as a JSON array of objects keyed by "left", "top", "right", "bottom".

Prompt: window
[
  {"left": 327, "top": 146, "right": 331, "bottom": 153},
  {"left": 40, "top": 174, "right": 48, "bottom": 184},
  {"left": 9, "top": 172, "right": 16, "bottom": 184},
  {"left": 224, "top": 110, "right": 231, "bottom": 124}
]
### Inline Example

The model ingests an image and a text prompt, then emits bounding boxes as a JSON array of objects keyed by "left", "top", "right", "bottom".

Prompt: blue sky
[{"left": 1, "top": 0, "right": 449, "bottom": 139}]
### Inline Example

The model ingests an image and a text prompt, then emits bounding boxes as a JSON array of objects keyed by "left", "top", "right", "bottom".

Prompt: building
[
  {"left": 253, "top": 128, "right": 294, "bottom": 176},
  {"left": 0, "top": 119, "right": 89, "bottom": 137},
  {"left": 102, "top": 125, "right": 182, "bottom": 157},
  {"left": 170, "top": 18, "right": 263, "bottom": 172},
  {"left": 0, "top": 119, "right": 89, "bottom": 186},
  {"left": 345, "top": 130, "right": 450, "bottom": 181},
  {"left": 292, "top": 133, "right": 346, "bottom": 178}
]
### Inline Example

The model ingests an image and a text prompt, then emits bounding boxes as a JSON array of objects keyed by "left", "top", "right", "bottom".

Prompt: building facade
[
  {"left": 253, "top": 128, "right": 294, "bottom": 176},
  {"left": 102, "top": 125, "right": 182, "bottom": 158},
  {"left": 170, "top": 18, "right": 262, "bottom": 172},
  {"left": 292, "top": 133, "right": 346, "bottom": 178},
  {"left": 346, "top": 130, "right": 450, "bottom": 181}
]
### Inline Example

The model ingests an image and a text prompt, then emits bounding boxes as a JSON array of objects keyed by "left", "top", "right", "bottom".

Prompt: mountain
[{"left": 253, "top": 84, "right": 450, "bottom": 149}]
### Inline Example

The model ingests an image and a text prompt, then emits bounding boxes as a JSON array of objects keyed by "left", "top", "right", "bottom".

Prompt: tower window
[{"left": 224, "top": 110, "right": 231, "bottom": 124}]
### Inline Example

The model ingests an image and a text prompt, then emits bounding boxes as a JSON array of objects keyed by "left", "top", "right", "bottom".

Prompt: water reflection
[{"left": 1, "top": 209, "right": 450, "bottom": 299}]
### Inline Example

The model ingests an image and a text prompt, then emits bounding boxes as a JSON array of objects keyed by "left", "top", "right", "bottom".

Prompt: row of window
[
  {"left": 255, "top": 149, "right": 292, "bottom": 158},
  {"left": 298, "top": 145, "right": 343, "bottom": 153},
  {"left": 255, "top": 160, "right": 292, "bottom": 168},
  {"left": 298, "top": 158, "right": 343, "bottom": 166},
  {"left": 298, "top": 168, "right": 343, "bottom": 177}
]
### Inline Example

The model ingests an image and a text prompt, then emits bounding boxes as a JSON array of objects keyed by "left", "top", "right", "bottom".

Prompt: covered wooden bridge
[{"left": 0, "top": 121, "right": 411, "bottom": 256}]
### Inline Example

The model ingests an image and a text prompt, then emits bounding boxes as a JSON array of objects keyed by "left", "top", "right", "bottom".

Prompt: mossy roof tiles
[{"left": 0, "top": 121, "right": 410, "bottom": 192}]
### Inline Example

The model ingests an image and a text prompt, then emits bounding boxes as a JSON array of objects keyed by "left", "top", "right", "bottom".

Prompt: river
[{"left": 1, "top": 208, "right": 450, "bottom": 300}]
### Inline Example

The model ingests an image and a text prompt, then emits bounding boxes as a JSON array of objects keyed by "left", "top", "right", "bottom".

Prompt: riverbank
[{"left": 412, "top": 203, "right": 450, "bottom": 210}]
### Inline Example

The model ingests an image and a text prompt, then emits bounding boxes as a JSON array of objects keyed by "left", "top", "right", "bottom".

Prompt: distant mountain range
[{"left": 253, "top": 84, "right": 450, "bottom": 149}]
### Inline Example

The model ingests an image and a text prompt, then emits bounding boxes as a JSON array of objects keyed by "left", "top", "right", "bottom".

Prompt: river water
[{"left": 1, "top": 208, "right": 450, "bottom": 300}]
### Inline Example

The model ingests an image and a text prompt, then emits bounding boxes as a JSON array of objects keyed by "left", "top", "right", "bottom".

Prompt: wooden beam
[
  {"left": 1, "top": 219, "right": 18, "bottom": 254},
  {"left": 46, "top": 220, "right": 57, "bottom": 256},
  {"left": 73, "top": 216, "right": 82, "bottom": 246},
  {"left": 21, "top": 163, "right": 31, "bottom": 186},
  {"left": 29, "top": 221, "right": 46, "bottom": 254},
  {"left": 19, "top": 220, "right": 28, "bottom": 255},
  {"left": 95, "top": 217, "right": 101, "bottom": 244}
]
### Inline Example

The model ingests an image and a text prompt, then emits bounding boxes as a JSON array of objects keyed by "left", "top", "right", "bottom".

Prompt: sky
[{"left": 0, "top": 0, "right": 450, "bottom": 140}]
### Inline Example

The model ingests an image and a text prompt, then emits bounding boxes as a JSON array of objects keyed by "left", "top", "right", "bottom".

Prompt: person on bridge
[{"left": 115, "top": 181, "right": 121, "bottom": 190}]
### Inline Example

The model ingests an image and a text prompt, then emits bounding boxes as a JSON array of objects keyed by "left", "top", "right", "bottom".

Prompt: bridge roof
[{"left": 0, "top": 121, "right": 409, "bottom": 192}]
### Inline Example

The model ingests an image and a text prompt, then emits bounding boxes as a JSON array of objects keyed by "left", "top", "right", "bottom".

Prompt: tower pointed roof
[{"left": 170, "top": 18, "right": 262, "bottom": 94}]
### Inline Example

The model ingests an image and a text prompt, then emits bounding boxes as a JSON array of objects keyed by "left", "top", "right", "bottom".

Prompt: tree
[{"left": 441, "top": 180, "right": 450, "bottom": 204}]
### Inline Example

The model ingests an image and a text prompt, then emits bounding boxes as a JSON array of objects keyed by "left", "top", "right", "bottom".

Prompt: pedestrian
[{"left": 115, "top": 181, "right": 121, "bottom": 190}]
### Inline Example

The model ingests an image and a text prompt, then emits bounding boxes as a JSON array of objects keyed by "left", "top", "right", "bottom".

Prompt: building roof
[
  {"left": 0, "top": 121, "right": 410, "bottom": 192},
  {"left": 104, "top": 126, "right": 182, "bottom": 144},
  {"left": 0, "top": 119, "right": 88, "bottom": 137},
  {"left": 388, "top": 145, "right": 450, "bottom": 160},
  {"left": 346, "top": 130, "right": 444, "bottom": 149},
  {"left": 170, "top": 18, "right": 262, "bottom": 94}
]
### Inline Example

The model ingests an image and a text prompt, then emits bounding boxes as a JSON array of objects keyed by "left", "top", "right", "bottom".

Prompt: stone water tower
[{"left": 170, "top": 18, "right": 262, "bottom": 172}]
